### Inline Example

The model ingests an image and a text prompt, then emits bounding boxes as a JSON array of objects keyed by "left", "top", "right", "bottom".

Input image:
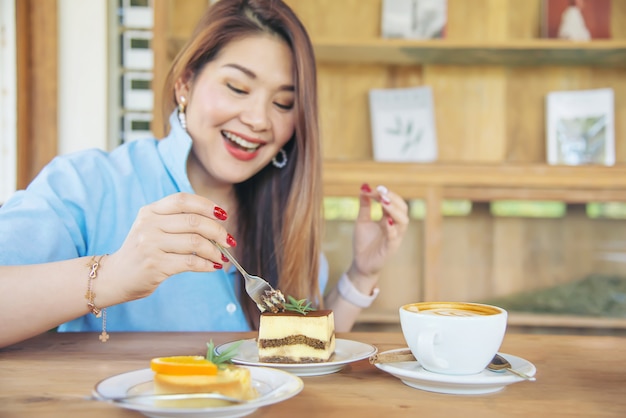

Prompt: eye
[
  {"left": 227, "top": 83, "right": 247, "bottom": 95},
  {"left": 274, "top": 101, "right": 293, "bottom": 111}
]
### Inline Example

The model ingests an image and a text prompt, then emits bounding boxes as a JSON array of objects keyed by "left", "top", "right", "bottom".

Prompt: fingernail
[
  {"left": 387, "top": 217, "right": 394, "bottom": 226},
  {"left": 213, "top": 263, "right": 223, "bottom": 270},
  {"left": 361, "top": 183, "right": 372, "bottom": 193},
  {"left": 227, "top": 234, "right": 237, "bottom": 247},
  {"left": 221, "top": 254, "right": 229, "bottom": 263},
  {"left": 214, "top": 206, "right": 228, "bottom": 221},
  {"left": 377, "top": 185, "right": 389, "bottom": 195},
  {"left": 381, "top": 195, "right": 391, "bottom": 205}
]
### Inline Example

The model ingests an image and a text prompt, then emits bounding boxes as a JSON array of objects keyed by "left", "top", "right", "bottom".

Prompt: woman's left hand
[{"left": 348, "top": 183, "right": 409, "bottom": 287}]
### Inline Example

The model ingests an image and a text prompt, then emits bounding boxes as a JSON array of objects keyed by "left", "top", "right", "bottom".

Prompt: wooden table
[{"left": 1, "top": 331, "right": 624, "bottom": 417}]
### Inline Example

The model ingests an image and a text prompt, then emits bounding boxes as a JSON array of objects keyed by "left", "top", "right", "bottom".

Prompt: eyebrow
[{"left": 223, "top": 63, "right": 294, "bottom": 92}]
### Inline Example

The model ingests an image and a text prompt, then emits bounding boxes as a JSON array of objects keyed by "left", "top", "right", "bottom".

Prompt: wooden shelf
[
  {"left": 323, "top": 161, "right": 626, "bottom": 202},
  {"left": 313, "top": 38, "right": 626, "bottom": 66}
]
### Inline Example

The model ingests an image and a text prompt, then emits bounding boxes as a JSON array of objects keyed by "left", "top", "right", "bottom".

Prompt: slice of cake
[
  {"left": 150, "top": 341, "right": 257, "bottom": 403},
  {"left": 257, "top": 307, "right": 335, "bottom": 364},
  {"left": 152, "top": 362, "right": 254, "bottom": 400}
]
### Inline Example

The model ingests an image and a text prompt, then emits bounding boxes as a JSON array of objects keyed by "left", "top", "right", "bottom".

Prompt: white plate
[
  {"left": 216, "top": 338, "right": 377, "bottom": 377},
  {"left": 93, "top": 366, "right": 303, "bottom": 418},
  {"left": 375, "top": 349, "right": 536, "bottom": 395}
]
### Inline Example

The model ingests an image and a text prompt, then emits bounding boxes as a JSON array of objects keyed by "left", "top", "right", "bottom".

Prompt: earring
[
  {"left": 272, "top": 148, "right": 288, "bottom": 168},
  {"left": 177, "top": 96, "right": 187, "bottom": 131}
]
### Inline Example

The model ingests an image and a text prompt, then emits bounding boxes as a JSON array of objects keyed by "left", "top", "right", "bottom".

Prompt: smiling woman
[{"left": 0, "top": 0, "right": 409, "bottom": 349}]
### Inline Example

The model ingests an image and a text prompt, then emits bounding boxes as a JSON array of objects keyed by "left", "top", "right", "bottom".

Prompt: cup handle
[{"left": 417, "top": 329, "right": 448, "bottom": 369}]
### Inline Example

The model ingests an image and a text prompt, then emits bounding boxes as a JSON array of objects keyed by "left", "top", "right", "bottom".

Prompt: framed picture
[
  {"left": 541, "top": 0, "right": 611, "bottom": 40},
  {"left": 381, "top": 0, "right": 447, "bottom": 39},
  {"left": 369, "top": 86, "right": 438, "bottom": 163},
  {"left": 546, "top": 88, "right": 614, "bottom": 166}
]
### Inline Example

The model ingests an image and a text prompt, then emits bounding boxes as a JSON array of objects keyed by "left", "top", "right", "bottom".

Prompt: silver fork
[{"left": 209, "top": 240, "right": 285, "bottom": 312}]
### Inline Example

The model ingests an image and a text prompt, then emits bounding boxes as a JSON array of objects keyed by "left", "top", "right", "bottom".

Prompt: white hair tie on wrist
[{"left": 337, "top": 273, "right": 380, "bottom": 308}]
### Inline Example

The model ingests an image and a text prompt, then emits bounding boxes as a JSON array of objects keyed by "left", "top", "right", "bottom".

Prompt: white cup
[{"left": 399, "top": 302, "right": 507, "bottom": 375}]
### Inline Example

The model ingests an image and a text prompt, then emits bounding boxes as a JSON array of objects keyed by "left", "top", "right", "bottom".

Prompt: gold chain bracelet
[{"left": 85, "top": 255, "right": 109, "bottom": 342}]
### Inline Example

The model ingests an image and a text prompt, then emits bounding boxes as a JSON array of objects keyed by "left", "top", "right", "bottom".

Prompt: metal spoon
[
  {"left": 105, "top": 392, "right": 246, "bottom": 405},
  {"left": 487, "top": 354, "right": 536, "bottom": 381}
]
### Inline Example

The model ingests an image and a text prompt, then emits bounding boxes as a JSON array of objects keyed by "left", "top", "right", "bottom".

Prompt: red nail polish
[
  {"left": 361, "top": 183, "right": 372, "bottom": 193},
  {"left": 387, "top": 217, "right": 394, "bottom": 226},
  {"left": 213, "top": 263, "right": 223, "bottom": 270},
  {"left": 214, "top": 206, "right": 228, "bottom": 221},
  {"left": 382, "top": 196, "right": 391, "bottom": 205},
  {"left": 221, "top": 254, "right": 229, "bottom": 263},
  {"left": 227, "top": 234, "right": 237, "bottom": 247}
]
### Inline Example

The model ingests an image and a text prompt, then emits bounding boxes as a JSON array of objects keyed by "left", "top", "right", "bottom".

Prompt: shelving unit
[
  {"left": 313, "top": 38, "right": 626, "bottom": 66},
  {"left": 152, "top": 0, "right": 626, "bottom": 330}
]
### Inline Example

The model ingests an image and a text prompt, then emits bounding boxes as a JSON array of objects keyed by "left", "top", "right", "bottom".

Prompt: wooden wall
[
  {"left": 154, "top": 0, "right": 626, "bottom": 326},
  {"left": 15, "top": 0, "right": 58, "bottom": 189}
]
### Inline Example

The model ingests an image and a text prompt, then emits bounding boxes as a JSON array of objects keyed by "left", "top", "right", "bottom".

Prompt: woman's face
[{"left": 177, "top": 34, "right": 296, "bottom": 188}]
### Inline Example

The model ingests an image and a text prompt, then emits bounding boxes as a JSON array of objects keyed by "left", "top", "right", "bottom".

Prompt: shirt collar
[{"left": 158, "top": 111, "right": 194, "bottom": 193}]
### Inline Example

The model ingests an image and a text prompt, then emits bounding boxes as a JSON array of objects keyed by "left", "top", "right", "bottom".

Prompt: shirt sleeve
[{"left": 0, "top": 150, "right": 110, "bottom": 265}]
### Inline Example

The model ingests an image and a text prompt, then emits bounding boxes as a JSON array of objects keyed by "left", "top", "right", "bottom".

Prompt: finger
[
  {"left": 158, "top": 252, "right": 225, "bottom": 276},
  {"left": 157, "top": 232, "right": 224, "bottom": 261},
  {"left": 376, "top": 185, "right": 392, "bottom": 205},
  {"left": 378, "top": 190, "right": 409, "bottom": 228},
  {"left": 149, "top": 211, "right": 237, "bottom": 248},
  {"left": 151, "top": 192, "right": 229, "bottom": 221},
  {"left": 357, "top": 183, "right": 374, "bottom": 221},
  {"left": 157, "top": 211, "right": 226, "bottom": 236}
]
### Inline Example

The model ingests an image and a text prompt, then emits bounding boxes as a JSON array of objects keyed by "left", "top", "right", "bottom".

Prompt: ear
[{"left": 174, "top": 76, "right": 191, "bottom": 105}]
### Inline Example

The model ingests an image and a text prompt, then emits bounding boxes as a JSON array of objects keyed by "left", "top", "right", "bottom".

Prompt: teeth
[{"left": 223, "top": 131, "right": 261, "bottom": 151}]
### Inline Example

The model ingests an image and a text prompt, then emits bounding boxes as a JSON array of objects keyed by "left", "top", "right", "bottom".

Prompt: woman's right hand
[{"left": 103, "top": 192, "right": 233, "bottom": 303}]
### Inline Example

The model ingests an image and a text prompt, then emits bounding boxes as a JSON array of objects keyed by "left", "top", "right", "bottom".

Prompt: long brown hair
[{"left": 162, "top": 0, "right": 322, "bottom": 329}]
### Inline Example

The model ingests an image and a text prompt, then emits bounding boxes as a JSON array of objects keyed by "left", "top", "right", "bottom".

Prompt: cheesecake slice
[{"left": 257, "top": 310, "right": 335, "bottom": 363}]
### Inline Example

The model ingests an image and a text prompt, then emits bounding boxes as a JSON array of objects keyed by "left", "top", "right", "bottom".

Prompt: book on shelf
[
  {"left": 545, "top": 88, "right": 614, "bottom": 166},
  {"left": 381, "top": 0, "right": 447, "bottom": 39},
  {"left": 541, "top": 0, "right": 611, "bottom": 40},
  {"left": 368, "top": 86, "right": 438, "bottom": 163}
]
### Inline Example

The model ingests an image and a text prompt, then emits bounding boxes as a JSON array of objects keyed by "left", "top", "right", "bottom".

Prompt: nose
[{"left": 240, "top": 98, "right": 271, "bottom": 132}]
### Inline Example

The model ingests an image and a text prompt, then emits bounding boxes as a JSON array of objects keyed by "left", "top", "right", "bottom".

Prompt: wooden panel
[
  {"left": 423, "top": 187, "right": 443, "bottom": 300},
  {"left": 16, "top": 0, "right": 57, "bottom": 189},
  {"left": 436, "top": 204, "right": 626, "bottom": 302},
  {"left": 152, "top": 0, "right": 207, "bottom": 138},
  {"left": 318, "top": 63, "right": 424, "bottom": 160},
  {"left": 613, "top": 0, "right": 626, "bottom": 39},
  {"left": 506, "top": 0, "right": 542, "bottom": 39},
  {"left": 426, "top": 65, "right": 507, "bottom": 162},
  {"left": 439, "top": 203, "right": 494, "bottom": 301},
  {"left": 446, "top": 0, "right": 511, "bottom": 41},
  {"left": 322, "top": 218, "right": 424, "bottom": 315},
  {"left": 285, "top": 0, "right": 381, "bottom": 40},
  {"left": 314, "top": 39, "right": 626, "bottom": 66},
  {"left": 323, "top": 161, "right": 626, "bottom": 195}
]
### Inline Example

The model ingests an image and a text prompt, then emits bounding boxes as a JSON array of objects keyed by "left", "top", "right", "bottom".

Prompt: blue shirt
[{"left": 0, "top": 112, "right": 328, "bottom": 332}]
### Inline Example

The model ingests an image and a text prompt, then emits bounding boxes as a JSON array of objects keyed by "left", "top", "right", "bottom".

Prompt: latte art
[
  {"left": 422, "top": 308, "right": 483, "bottom": 317},
  {"left": 403, "top": 302, "right": 501, "bottom": 316}
]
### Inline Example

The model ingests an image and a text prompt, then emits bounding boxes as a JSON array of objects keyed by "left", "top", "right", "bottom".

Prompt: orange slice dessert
[{"left": 150, "top": 343, "right": 256, "bottom": 403}]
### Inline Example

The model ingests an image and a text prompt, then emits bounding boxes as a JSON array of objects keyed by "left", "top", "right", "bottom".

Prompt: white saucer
[
  {"left": 374, "top": 349, "right": 536, "bottom": 395},
  {"left": 93, "top": 366, "right": 303, "bottom": 418},
  {"left": 215, "top": 338, "right": 377, "bottom": 377}
]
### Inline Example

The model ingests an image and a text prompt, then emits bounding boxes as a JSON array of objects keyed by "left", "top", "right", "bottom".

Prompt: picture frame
[
  {"left": 541, "top": 0, "right": 611, "bottom": 40},
  {"left": 369, "top": 86, "right": 438, "bottom": 163},
  {"left": 381, "top": 0, "right": 447, "bottom": 39},
  {"left": 545, "top": 88, "right": 615, "bottom": 166}
]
